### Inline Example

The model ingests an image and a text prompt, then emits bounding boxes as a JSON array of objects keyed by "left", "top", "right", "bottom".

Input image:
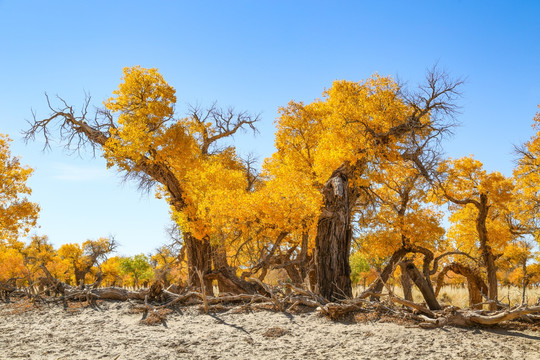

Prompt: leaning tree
[{"left": 25, "top": 66, "right": 259, "bottom": 293}]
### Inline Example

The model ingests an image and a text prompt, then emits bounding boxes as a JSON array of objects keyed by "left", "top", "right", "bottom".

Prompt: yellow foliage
[
  {"left": 0, "top": 134, "right": 39, "bottom": 244},
  {"left": 101, "top": 256, "right": 123, "bottom": 286},
  {"left": 437, "top": 156, "right": 515, "bottom": 255},
  {"left": 103, "top": 66, "right": 197, "bottom": 177},
  {"left": 0, "top": 246, "right": 28, "bottom": 282},
  {"left": 513, "top": 106, "right": 540, "bottom": 243}
]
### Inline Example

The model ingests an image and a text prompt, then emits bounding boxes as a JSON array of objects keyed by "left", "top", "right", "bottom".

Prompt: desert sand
[{"left": 0, "top": 301, "right": 539, "bottom": 360}]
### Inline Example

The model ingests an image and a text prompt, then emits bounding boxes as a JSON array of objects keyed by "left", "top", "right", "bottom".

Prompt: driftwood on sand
[{"left": 2, "top": 264, "right": 540, "bottom": 333}]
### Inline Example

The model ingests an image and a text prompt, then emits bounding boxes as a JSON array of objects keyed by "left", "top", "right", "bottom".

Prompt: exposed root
[{"left": 5, "top": 272, "right": 540, "bottom": 331}]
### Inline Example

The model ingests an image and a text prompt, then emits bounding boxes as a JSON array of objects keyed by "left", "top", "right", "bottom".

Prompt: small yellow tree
[
  {"left": 0, "top": 134, "right": 39, "bottom": 245},
  {"left": 435, "top": 156, "right": 515, "bottom": 309}
]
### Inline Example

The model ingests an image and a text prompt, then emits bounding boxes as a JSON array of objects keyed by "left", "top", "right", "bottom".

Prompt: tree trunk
[
  {"left": 211, "top": 244, "right": 228, "bottom": 293},
  {"left": 367, "top": 247, "right": 408, "bottom": 300},
  {"left": 298, "top": 230, "right": 310, "bottom": 281},
  {"left": 314, "top": 164, "right": 354, "bottom": 301},
  {"left": 521, "top": 261, "right": 528, "bottom": 306},
  {"left": 399, "top": 262, "right": 413, "bottom": 301},
  {"left": 74, "top": 269, "right": 85, "bottom": 288},
  {"left": 466, "top": 277, "right": 483, "bottom": 309},
  {"left": 185, "top": 233, "right": 213, "bottom": 293},
  {"left": 284, "top": 264, "right": 303, "bottom": 285},
  {"left": 211, "top": 244, "right": 246, "bottom": 294},
  {"left": 403, "top": 261, "right": 441, "bottom": 310},
  {"left": 476, "top": 194, "right": 498, "bottom": 311},
  {"left": 307, "top": 264, "right": 317, "bottom": 292},
  {"left": 435, "top": 262, "right": 488, "bottom": 309}
]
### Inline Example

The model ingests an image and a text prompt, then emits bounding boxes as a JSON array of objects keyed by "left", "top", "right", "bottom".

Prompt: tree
[
  {"left": 21, "top": 234, "right": 68, "bottom": 287},
  {"left": 272, "top": 69, "right": 461, "bottom": 300},
  {"left": 433, "top": 156, "right": 515, "bottom": 310},
  {"left": 0, "top": 246, "right": 27, "bottom": 283},
  {"left": 100, "top": 256, "right": 123, "bottom": 287},
  {"left": 349, "top": 251, "right": 370, "bottom": 286},
  {"left": 513, "top": 106, "right": 540, "bottom": 237},
  {"left": 25, "top": 66, "right": 258, "bottom": 293},
  {"left": 230, "top": 153, "right": 320, "bottom": 287},
  {"left": 356, "top": 159, "right": 447, "bottom": 308},
  {"left": 503, "top": 239, "right": 537, "bottom": 305},
  {"left": 150, "top": 243, "right": 184, "bottom": 287},
  {"left": 119, "top": 254, "right": 153, "bottom": 289},
  {"left": 58, "top": 237, "right": 116, "bottom": 286},
  {"left": 0, "top": 133, "right": 39, "bottom": 244}
]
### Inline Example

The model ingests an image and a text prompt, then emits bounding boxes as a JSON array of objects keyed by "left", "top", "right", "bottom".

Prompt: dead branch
[
  {"left": 250, "top": 277, "right": 282, "bottom": 311},
  {"left": 196, "top": 269, "right": 209, "bottom": 314},
  {"left": 9, "top": 264, "right": 540, "bottom": 331}
]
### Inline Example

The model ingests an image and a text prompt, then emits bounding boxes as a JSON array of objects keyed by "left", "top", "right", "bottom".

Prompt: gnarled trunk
[
  {"left": 476, "top": 194, "right": 498, "bottom": 310},
  {"left": 211, "top": 244, "right": 257, "bottom": 294},
  {"left": 211, "top": 244, "right": 231, "bottom": 293},
  {"left": 185, "top": 233, "right": 213, "bottom": 294},
  {"left": 205, "top": 268, "right": 266, "bottom": 295},
  {"left": 399, "top": 262, "right": 413, "bottom": 301},
  {"left": 284, "top": 264, "right": 303, "bottom": 285},
  {"left": 314, "top": 164, "right": 354, "bottom": 301},
  {"left": 435, "top": 262, "right": 488, "bottom": 309}
]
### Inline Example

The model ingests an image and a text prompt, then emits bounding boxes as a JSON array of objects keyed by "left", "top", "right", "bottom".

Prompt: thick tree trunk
[
  {"left": 74, "top": 270, "right": 85, "bottom": 288},
  {"left": 399, "top": 262, "right": 413, "bottom": 301},
  {"left": 476, "top": 194, "right": 498, "bottom": 311},
  {"left": 211, "top": 244, "right": 234, "bottom": 294},
  {"left": 185, "top": 233, "right": 213, "bottom": 293},
  {"left": 466, "top": 277, "right": 483, "bottom": 309},
  {"left": 314, "top": 164, "right": 354, "bottom": 301},
  {"left": 403, "top": 261, "right": 441, "bottom": 310}
]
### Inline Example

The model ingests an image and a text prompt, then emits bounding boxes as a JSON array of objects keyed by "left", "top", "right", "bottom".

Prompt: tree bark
[
  {"left": 521, "top": 261, "right": 528, "bottom": 306},
  {"left": 314, "top": 164, "right": 354, "bottom": 301},
  {"left": 297, "top": 230, "right": 312, "bottom": 282},
  {"left": 399, "top": 262, "right": 413, "bottom": 301},
  {"left": 211, "top": 244, "right": 234, "bottom": 294},
  {"left": 476, "top": 194, "right": 498, "bottom": 311},
  {"left": 403, "top": 261, "right": 441, "bottom": 310},
  {"left": 185, "top": 233, "right": 213, "bottom": 293},
  {"left": 367, "top": 247, "right": 409, "bottom": 300},
  {"left": 435, "top": 262, "right": 487, "bottom": 309}
]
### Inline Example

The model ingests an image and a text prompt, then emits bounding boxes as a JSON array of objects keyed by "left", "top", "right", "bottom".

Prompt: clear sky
[{"left": 0, "top": 0, "right": 539, "bottom": 256}]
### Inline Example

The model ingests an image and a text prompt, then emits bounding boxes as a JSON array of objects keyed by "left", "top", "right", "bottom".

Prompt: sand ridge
[{"left": 0, "top": 301, "right": 539, "bottom": 359}]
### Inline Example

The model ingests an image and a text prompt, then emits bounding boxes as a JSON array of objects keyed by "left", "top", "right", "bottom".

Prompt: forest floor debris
[{"left": 1, "top": 297, "right": 540, "bottom": 360}]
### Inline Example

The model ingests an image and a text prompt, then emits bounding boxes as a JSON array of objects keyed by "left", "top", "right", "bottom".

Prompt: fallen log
[{"left": 451, "top": 305, "right": 540, "bottom": 326}]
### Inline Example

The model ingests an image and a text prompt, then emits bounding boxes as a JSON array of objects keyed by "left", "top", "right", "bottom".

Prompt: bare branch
[
  {"left": 188, "top": 103, "right": 260, "bottom": 155},
  {"left": 24, "top": 93, "right": 110, "bottom": 156}
]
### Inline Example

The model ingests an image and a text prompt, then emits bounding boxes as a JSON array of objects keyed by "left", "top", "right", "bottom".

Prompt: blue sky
[{"left": 0, "top": 1, "right": 539, "bottom": 256}]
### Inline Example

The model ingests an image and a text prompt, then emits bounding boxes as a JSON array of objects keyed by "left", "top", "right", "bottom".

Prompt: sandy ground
[{"left": 0, "top": 301, "right": 539, "bottom": 360}]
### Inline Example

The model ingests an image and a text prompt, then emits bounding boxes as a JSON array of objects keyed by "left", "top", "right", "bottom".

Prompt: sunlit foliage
[{"left": 0, "top": 134, "right": 39, "bottom": 244}]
